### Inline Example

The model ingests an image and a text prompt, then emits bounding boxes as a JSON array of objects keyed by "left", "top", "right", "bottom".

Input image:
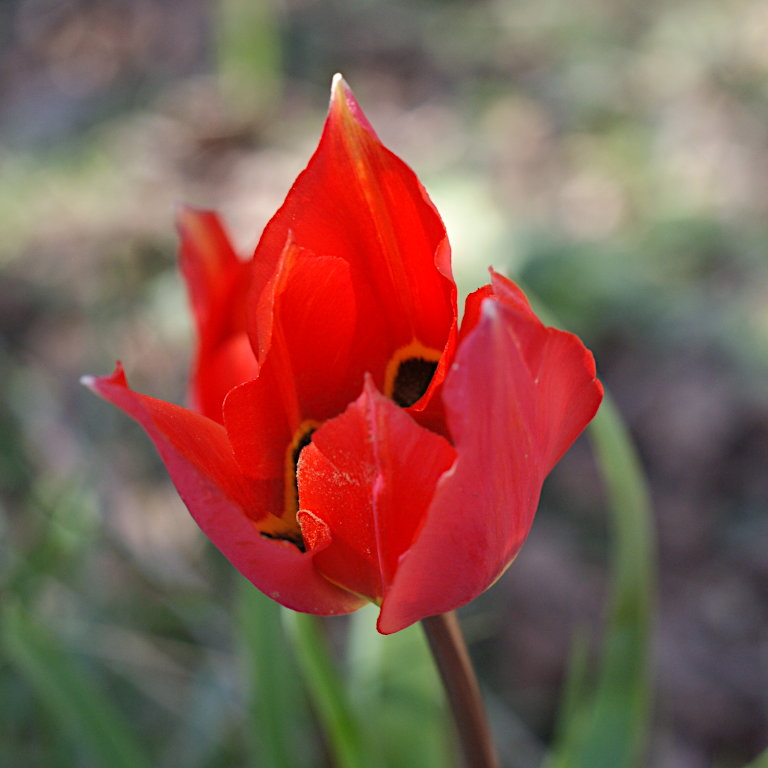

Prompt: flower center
[
  {"left": 391, "top": 357, "right": 439, "bottom": 407},
  {"left": 384, "top": 340, "right": 442, "bottom": 407},
  {"left": 258, "top": 422, "right": 320, "bottom": 552}
]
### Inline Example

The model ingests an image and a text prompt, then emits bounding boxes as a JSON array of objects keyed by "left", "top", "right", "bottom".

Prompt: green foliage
[
  {"left": 283, "top": 612, "right": 372, "bottom": 768},
  {"left": 547, "top": 394, "right": 655, "bottom": 768},
  {"left": 237, "top": 584, "right": 310, "bottom": 768},
  {"left": 217, "top": 0, "right": 283, "bottom": 117},
  {"left": 1, "top": 602, "right": 151, "bottom": 768},
  {"left": 349, "top": 605, "right": 453, "bottom": 768},
  {"left": 744, "top": 748, "right": 768, "bottom": 768}
]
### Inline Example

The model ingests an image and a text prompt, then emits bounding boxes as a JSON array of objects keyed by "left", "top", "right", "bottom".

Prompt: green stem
[{"left": 422, "top": 612, "right": 500, "bottom": 768}]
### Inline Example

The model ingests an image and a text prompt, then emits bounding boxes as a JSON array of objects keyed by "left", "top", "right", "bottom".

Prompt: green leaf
[
  {"left": 348, "top": 604, "right": 451, "bottom": 768},
  {"left": 743, "top": 748, "right": 768, "bottom": 768},
  {"left": 1, "top": 601, "right": 152, "bottom": 768},
  {"left": 237, "top": 583, "right": 310, "bottom": 768},
  {"left": 548, "top": 629, "right": 590, "bottom": 759},
  {"left": 549, "top": 393, "right": 655, "bottom": 768},
  {"left": 283, "top": 612, "right": 370, "bottom": 768}
]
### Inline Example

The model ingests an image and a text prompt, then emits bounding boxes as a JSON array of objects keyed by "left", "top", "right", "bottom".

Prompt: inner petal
[{"left": 296, "top": 378, "right": 456, "bottom": 603}]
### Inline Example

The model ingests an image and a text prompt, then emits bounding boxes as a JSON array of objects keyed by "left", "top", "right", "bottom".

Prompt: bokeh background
[{"left": 2, "top": 1, "right": 767, "bottom": 766}]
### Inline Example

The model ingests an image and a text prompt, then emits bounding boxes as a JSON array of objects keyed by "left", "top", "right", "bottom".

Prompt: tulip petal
[
  {"left": 222, "top": 249, "right": 361, "bottom": 527},
  {"left": 487, "top": 270, "right": 604, "bottom": 470},
  {"left": 248, "top": 76, "right": 456, "bottom": 416},
  {"left": 297, "top": 377, "right": 456, "bottom": 603},
  {"left": 251, "top": 243, "right": 360, "bottom": 420},
  {"left": 178, "top": 208, "right": 258, "bottom": 422},
  {"left": 378, "top": 277, "right": 603, "bottom": 633},
  {"left": 220, "top": 365, "right": 294, "bottom": 484},
  {"left": 82, "top": 364, "right": 364, "bottom": 616}
]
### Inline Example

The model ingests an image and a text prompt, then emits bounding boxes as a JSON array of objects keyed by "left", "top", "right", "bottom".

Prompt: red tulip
[{"left": 83, "top": 75, "right": 603, "bottom": 633}]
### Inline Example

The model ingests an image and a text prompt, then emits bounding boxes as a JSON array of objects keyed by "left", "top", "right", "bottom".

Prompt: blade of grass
[
  {"left": 283, "top": 612, "right": 368, "bottom": 768},
  {"left": 582, "top": 394, "right": 654, "bottom": 766},
  {"left": 237, "top": 582, "right": 309, "bottom": 768},
  {"left": 548, "top": 629, "right": 591, "bottom": 763},
  {"left": 549, "top": 392, "right": 655, "bottom": 768},
  {"left": 743, "top": 748, "right": 768, "bottom": 768},
  {"left": 1, "top": 601, "right": 152, "bottom": 768}
]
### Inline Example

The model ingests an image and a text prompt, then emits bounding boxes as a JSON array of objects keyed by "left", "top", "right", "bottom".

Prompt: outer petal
[
  {"left": 487, "top": 270, "right": 604, "bottom": 470},
  {"left": 248, "top": 76, "right": 456, "bottom": 417},
  {"left": 178, "top": 208, "right": 258, "bottom": 422},
  {"left": 378, "top": 276, "right": 603, "bottom": 633},
  {"left": 82, "top": 364, "right": 364, "bottom": 616},
  {"left": 296, "top": 377, "right": 456, "bottom": 603}
]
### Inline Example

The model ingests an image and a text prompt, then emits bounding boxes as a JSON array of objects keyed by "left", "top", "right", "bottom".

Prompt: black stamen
[
  {"left": 392, "top": 357, "right": 439, "bottom": 407},
  {"left": 261, "top": 530, "right": 306, "bottom": 553},
  {"left": 290, "top": 426, "right": 317, "bottom": 522},
  {"left": 264, "top": 426, "right": 318, "bottom": 553},
  {"left": 292, "top": 428, "right": 317, "bottom": 471}
]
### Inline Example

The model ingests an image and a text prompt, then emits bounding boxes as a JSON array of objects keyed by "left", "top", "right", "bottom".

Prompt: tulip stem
[{"left": 421, "top": 612, "right": 500, "bottom": 768}]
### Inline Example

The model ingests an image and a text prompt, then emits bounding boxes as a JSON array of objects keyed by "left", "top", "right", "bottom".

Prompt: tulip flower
[{"left": 83, "top": 75, "right": 602, "bottom": 634}]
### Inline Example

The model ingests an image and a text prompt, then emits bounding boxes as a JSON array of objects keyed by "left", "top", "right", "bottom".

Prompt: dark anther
[
  {"left": 261, "top": 530, "right": 306, "bottom": 553},
  {"left": 392, "top": 357, "right": 439, "bottom": 407},
  {"left": 290, "top": 426, "right": 317, "bottom": 518},
  {"left": 292, "top": 428, "right": 317, "bottom": 472},
  {"left": 266, "top": 426, "right": 318, "bottom": 553}
]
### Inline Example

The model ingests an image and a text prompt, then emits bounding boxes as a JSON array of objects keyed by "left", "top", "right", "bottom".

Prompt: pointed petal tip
[
  {"left": 329, "top": 72, "right": 349, "bottom": 110},
  {"left": 327, "top": 73, "right": 378, "bottom": 139},
  {"left": 175, "top": 205, "right": 219, "bottom": 239},
  {"left": 175, "top": 203, "right": 200, "bottom": 230},
  {"left": 175, "top": 202, "right": 199, "bottom": 218},
  {"left": 81, "top": 362, "right": 128, "bottom": 394},
  {"left": 361, "top": 371, "right": 379, "bottom": 397}
]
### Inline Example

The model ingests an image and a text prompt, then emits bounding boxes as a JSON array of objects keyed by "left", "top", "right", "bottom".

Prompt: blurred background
[{"left": 1, "top": 0, "right": 767, "bottom": 766}]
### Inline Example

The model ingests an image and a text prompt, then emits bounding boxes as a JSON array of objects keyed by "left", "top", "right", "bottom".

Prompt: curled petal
[
  {"left": 82, "top": 364, "right": 364, "bottom": 616},
  {"left": 378, "top": 276, "right": 603, "bottom": 633}
]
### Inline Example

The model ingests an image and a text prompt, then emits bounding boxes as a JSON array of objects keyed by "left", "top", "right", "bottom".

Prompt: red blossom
[{"left": 83, "top": 75, "right": 603, "bottom": 633}]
